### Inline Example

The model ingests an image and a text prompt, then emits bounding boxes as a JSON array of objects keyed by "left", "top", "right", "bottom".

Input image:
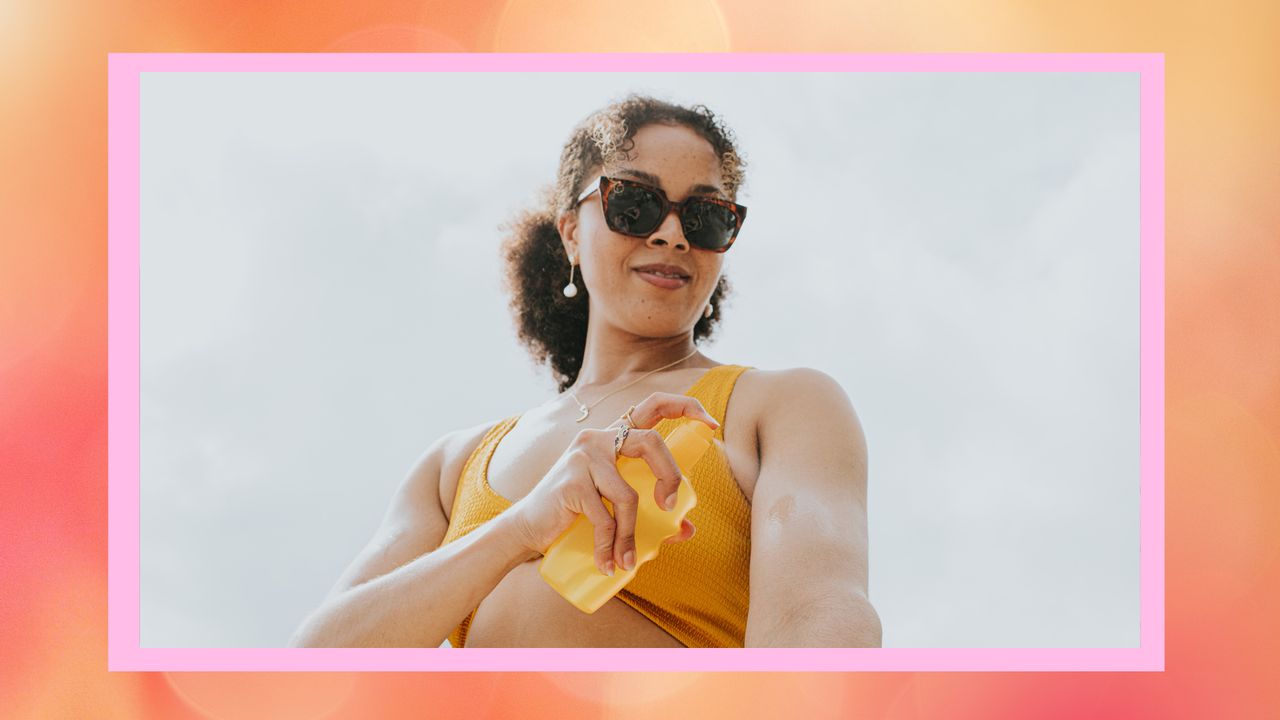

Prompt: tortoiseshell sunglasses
[{"left": 575, "top": 176, "right": 747, "bottom": 253}]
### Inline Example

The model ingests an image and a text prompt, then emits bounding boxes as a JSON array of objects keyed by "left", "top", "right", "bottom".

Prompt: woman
[{"left": 291, "top": 94, "right": 881, "bottom": 648}]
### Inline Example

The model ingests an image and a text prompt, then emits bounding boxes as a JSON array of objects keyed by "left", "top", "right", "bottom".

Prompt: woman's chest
[{"left": 484, "top": 390, "right": 762, "bottom": 505}]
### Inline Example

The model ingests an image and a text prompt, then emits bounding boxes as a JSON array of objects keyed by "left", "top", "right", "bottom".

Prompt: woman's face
[{"left": 559, "top": 122, "right": 728, "bottom": 339}]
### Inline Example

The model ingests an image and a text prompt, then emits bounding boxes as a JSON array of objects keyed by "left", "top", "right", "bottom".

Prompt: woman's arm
[
  {"left": 290, "top": 424, "right": 536, "bottom": 648},
  {"left": 743, "top": 368, "right": 882, "bottom": 648}
]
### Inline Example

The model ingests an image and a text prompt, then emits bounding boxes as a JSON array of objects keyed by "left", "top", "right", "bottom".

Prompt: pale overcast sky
[{"left": 139, "top": 70, "right": 1140, "bottom": 648}]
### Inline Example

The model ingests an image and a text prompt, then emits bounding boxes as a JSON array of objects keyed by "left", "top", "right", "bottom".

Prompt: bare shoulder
[
  {"left": 374, "top": 417, "right": 508, "bottom": 536},
  {"left": 734, "top": 366, "right": 849, "bottom": 402},
  {"left": 733, "top": 366, "right": 858, "bottom": 423},
  {"left": 737, "top": 366, "right": 864, "bottom": 454}
]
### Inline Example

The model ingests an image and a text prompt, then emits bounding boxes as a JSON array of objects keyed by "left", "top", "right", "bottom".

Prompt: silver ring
[{"left": 613, "top": 424, "right": 630, "bottom": 456}]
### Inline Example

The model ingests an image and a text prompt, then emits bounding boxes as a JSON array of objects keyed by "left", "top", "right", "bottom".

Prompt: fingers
[
  {"left": 577, "top": 491, "right": 618, "bottom": 576},
  {"left": 662, "top": 518, "right": 696, "bottom": 545},
  {"left": 627, "top": 394, "right": 719, "bottom": 433},
  {"left": 618, "top": 427, "right": 685, "bottom": 511},
  {"left": 567, "top": 406, "right": 709, "bottom": 576},
  {"left": 624, "top": 394, "right": 715, "bottom": 509},
  {"left": 582, "top": 484, "right": 692, "bottom": 574},
  {"left": 607, "top": 393, "right": 717, "bottom": 512},
  {"left": 589, "top": 459, "right": 640, "bottom": 572}
]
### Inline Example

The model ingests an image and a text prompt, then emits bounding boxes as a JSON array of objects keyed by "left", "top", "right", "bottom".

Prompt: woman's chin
[{"left": 620, "top": 319, "right": 699, "bottom": 338}]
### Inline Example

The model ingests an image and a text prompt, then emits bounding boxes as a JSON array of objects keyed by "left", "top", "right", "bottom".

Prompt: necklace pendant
[{"left": 575, "top": 405, "right": 590, "bottom": 423}]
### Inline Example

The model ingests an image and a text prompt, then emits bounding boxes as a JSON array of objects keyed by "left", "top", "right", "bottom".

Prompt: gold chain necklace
[{"left": 567, "top": 347, "right": 699, "bottom": 423}]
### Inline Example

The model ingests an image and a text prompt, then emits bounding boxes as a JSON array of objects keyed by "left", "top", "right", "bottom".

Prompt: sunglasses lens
[
  {"left": 603, "top": 179, "right": 741, "bottom": 251},
  {"left": 681, "top": 201, "right": 739, "bottom": 251},
  {"left": 605, "top": 183, "right": 666, "bottom": 236}
]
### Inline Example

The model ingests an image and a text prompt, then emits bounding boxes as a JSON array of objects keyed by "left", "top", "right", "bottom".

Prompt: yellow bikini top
[{"left": 439, "top": 364, "right": 754, "bottom": 648}]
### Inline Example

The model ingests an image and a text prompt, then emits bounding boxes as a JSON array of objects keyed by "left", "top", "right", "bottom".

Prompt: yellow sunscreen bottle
[{"left": 539, "top": 420, "right": 714, "bottom": 614}]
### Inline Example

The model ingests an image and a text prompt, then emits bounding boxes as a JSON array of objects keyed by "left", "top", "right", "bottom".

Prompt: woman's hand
[{"left": 506, "top": 393, "right": 720, "bottom": 575}]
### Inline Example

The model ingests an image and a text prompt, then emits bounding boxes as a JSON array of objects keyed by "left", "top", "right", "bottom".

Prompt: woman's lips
[{"left": 634, "top": 269, "right": 689, "bottom": 289}]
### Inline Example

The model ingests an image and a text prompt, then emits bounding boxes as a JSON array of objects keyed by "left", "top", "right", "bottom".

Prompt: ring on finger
[
  {"left": 621, "top": 405, "right": 638, "bottom": 429},
  {"left": 613, "top": 424, "right": 630, "bottom": 456}
]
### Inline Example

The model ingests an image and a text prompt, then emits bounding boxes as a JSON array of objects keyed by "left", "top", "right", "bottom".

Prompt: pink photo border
[{"left": 107, "top": 52, "right": 1165, "bottom": 672}]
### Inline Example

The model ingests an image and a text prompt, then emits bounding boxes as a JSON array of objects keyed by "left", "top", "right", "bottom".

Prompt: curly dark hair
[{"left": 500, "top": 93, "right": 748, "bottom": 393}]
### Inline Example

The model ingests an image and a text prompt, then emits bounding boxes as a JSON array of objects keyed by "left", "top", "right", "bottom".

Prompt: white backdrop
[{"left": 139, "top": 70, "right": 1140, "bottom": 648}]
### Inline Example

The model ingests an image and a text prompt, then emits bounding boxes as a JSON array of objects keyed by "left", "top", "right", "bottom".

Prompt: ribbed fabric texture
[
  {"left": 440, "top": 364, "right": 755, "bottom": 648},
  {"left": 439, "top": 417, "right": 515, "bottom": 649}
]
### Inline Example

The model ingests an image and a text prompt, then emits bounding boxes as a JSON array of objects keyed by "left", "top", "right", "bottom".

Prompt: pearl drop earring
[
  {"left": 703, "top": 303, "right": 714, "bottom": 319},
  {"left": 562, "top": 256, "right": 578, "bottom": 298}
]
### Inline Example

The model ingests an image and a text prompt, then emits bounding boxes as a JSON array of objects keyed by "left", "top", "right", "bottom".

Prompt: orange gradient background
[{"left": 3, "top": 1, "right": 1278, "bottom": 717}]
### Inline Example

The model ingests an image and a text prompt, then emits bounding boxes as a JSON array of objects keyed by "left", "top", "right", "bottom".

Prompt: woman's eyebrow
[{"left": 614, "top": 168, "right": 725, "bottom": 198}]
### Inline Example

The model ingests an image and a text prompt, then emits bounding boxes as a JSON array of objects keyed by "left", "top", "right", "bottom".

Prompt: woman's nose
[{"left": 645, "top": 208, "right": 690, "bottom": 251}]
